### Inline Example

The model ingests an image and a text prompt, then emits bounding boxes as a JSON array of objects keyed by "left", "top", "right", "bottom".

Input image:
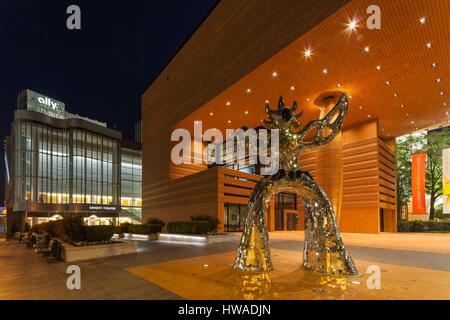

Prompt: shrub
[
  {"left": 53, "top": 219, "right": 68, "bottom": 241},
  {"left": 114, "top": 226, "right": 124, "bottom": 234},
  {"left": 32, "top": 222, "right": 50, "bottom": 234},
  {"left": 398, "top": 220, "right": 450, "bottom": 232},
  {"left": 32, "top": 217, "right": 115, "bottom": 243},
  {"left": 397, "top": 221, "right": 412, "bottom": 232},
  {"left": 61, "top": 217, "right": 85, "bottom": 241},
  {"left": 130, "top": 224, "right": 162, "bottom": 234},
  {"left": 146, "top": 217, "right": 165, "bottom": 229},
  {"left": 190, "top": 215, "right": 218, "bottom": 232},
  {"left": 167, "top": 221, "right": 213, "bottom": 235},
  {"left": 412, "top": 221, "right": 427, "bottom": 232},
  {"left": 120, "top": 222, "right": 132, "bottom": 233},
  {"left": 85, "top": 226, "right": 115, "bottom": 242}
]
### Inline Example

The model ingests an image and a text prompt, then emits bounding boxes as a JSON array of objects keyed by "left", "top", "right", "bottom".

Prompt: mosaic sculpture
[{"left": 233, "top": 92, "right": 358, "bottom": 276}]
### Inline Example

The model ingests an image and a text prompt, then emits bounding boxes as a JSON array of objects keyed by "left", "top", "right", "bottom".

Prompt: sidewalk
[
  {"left": 0, "top": 240, "right": 179, "bottom": 300},
  {"left": 268, "top": 231, "right": 450, "bottom": 254}
]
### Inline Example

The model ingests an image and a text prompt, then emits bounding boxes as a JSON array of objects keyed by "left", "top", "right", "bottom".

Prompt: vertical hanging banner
[
  {"left": 443, "top": 148, "right": 450, "bottom": 214},
  {"left": 412, "top": 153, "right": 427, "bottom": 214}
]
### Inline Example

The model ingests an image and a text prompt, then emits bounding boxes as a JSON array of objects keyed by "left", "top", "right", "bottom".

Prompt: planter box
[
  {"left": 62, "top": 241, "right": 137, "bottom": 262},
  {"left": 158, "top": 233, "right": 239, "bottom": 244}
]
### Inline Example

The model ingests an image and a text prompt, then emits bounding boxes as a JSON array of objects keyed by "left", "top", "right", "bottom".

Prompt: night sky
[{"left": 0, "top": 0, "right": 218, "bottom": 203}]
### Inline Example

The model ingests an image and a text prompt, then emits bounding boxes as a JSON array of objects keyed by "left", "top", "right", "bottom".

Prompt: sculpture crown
[{"left": 264, "top": 96, "right": 303, "bottom": 130}]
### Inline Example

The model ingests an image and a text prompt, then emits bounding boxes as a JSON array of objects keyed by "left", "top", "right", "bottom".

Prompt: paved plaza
[{"left": 0, "top": 232, "right": 449, "bottom": 300}]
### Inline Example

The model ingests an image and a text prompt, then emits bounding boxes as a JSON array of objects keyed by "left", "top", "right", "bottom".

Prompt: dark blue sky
[{"left": 0, "top": 0, "right": 218, "bottom": 202}]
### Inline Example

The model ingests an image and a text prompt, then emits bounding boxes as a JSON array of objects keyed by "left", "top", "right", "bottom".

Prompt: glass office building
[
  {"left": 4, "top": 89, "right": 141, "bottom": 230},
  {"left": 14, "top": 122, "right": 120, "bottom": 206},
  {"left": 120, "top": 143, "right": 142, "bottom": 221}
]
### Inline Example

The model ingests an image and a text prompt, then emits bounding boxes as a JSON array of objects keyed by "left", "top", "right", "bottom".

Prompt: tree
[
  {"left": 396, "top": 129, "right": 450, "bottom": 221},
  {"left": 396, "top": 134, "right": 423, "bottom": 220},
  {"left": 425, "top": 129, "right": 450, "bottom": 220}
]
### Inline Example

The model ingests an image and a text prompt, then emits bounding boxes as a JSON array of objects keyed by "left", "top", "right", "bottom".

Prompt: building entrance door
[
  {"left": 275, "top": 192, "right": 297, "bottom": 231},
  {"left": 284, "top": 210, "right": 299, "bottom": 231}
]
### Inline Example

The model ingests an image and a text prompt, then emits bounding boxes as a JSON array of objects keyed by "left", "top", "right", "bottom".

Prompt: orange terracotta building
[{"left": 141, "top": 0, "right": 450, "bottom": 233}]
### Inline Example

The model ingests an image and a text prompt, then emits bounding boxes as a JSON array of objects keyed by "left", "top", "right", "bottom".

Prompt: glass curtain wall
[
  {"left": 224, "top": 203, "right": 248, "bottom": 232},
  {"left": 121, "top": 148, "right": 142, "bottom": 220},
  {"left": 274, "top": 192, "right": 297, "bottom": 231},
  {"left": 14, "top": 121, "right": 120, "bottom": 205},
  {"left": 72, "top": 129, "right": 119, "bottom": 205}
]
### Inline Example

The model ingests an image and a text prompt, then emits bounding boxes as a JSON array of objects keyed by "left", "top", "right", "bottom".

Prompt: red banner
[{"left": 412, "top": 153, "right": 427, "bottom": 214}]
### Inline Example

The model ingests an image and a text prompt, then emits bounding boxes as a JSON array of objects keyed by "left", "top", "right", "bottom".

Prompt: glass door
[{"left": 286, "top": 212, "right": 299, "bottom": 231}]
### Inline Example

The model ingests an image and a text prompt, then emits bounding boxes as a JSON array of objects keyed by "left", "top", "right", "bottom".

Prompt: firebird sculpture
[{"left": 234, "top": 92, "right": 358, "bottom": 276}]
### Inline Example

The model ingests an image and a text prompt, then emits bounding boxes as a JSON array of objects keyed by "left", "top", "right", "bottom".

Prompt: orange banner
[{"left": 412, "top": 153, "right": 427, "bottom": 214}]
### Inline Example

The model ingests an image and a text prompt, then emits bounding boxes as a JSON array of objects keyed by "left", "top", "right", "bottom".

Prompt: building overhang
[
  {"left": 171, "top": 0, "right": 450, "bottom": 139},
  {"left": 14, "top": 109, "right": 122, "bottom": 140}
]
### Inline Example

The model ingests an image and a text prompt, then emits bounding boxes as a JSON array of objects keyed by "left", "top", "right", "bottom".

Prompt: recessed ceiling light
[
  {"left": 367, "top": 114, "right": 372, "bottom": 118},
  {"left": 419, "top": 17, "right": 427, "bottom": 25},
  {"left": 426, "top": 42, "right": 433, "bottom": 49},
  {"left": 244, "top": 110, "right": 249, "bottom": 115},
  {"left": 376, "top": 65, "right": 381, "bottom": 71},
  {"left": 393, "top": 93, "right": 398, "bottom": 98},
  {"left": 446, "top": 112, "right": 449, "bottom": 115},
  {"left": 444, "top": 102, "right": 448, "bottom": 106},
  {"left": 436, "top": 78, "right": 441, "bottom": 83},
  {"left": 406, "top": 113, "right": 410, "bottom": 117},
  {"left": 322, "top": 68, "right": 328, "bottom": 74},
  {"left": 303, "top": 48, "right": 313, "bottom": 58},
  {"left": 265, "top": 99, "right": 269, "bottom": 104},
  {"left": 364, "top": 46, "right": 370, "bottom": 53},
  {"left": 385, "top": 81, "right": 390, "bottom": 86},
  {"left": 272, "top": 71, "right": 278, "bottom": 77},
  {"left": 440, "top": 91, "right": 445, "bottom": 96},
  {"left": 226, "top": 101, "right": 231, "bottom": 106},
  {"left": 411, "top": 120, "right": 415, "bottom": 124},
  {"left": 359, "top": 106, "right": 363, "bottom": 110},
  {"left": 400, "top": 104, "right": 405, "bottom": 108},
  {"left": 209, "top": 112, "right": 214, "bottom": 116},
  {"left": 290, "top": 86, "right": 295, "bottom": 91},
  {"left": 260, "top": 118, "right": 264, "bottom": 122},
  {"left": 349, "top": 96, "right": 353, "bottom": 100},
  {"left": 336, "top": 84, "right": 342, "bottom": 88},
  {"left": 246, "top": 88, "right": 251, "bottom": 93},
  {"left": 346, "top": 18, "right": 359, "bottom": 32},
  {"left": 432, "top": 62, "right": 438, "bottom": 69},
  {"left": 227, "top": 120, "right": 231, "bottom": 124},
  {"left": 306, "top": 98, "right": 311, "bottom": 102}
]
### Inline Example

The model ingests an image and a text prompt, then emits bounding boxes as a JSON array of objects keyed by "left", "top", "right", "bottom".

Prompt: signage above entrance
[{"left": 88, "top": 205, "right": 118, "bottom": 212}]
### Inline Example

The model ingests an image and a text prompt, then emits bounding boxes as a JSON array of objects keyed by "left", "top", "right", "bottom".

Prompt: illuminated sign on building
[
  {"left": 18, "top": 89, "right": 66, "bottom": 119},
  {"left": 88, "top": 205, "right": 118, "bottom": 212}
]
